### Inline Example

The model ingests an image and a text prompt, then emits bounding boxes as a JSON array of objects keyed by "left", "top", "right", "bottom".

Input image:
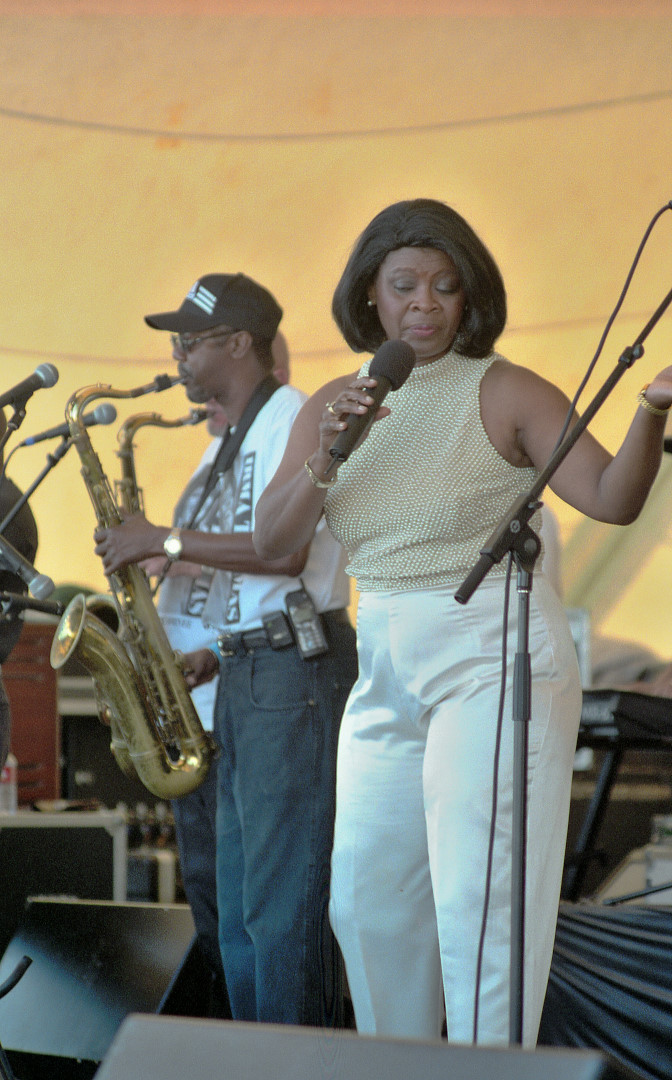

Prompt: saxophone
[{"left": 50, "top": 376, "right": 217, "bottom": 799}]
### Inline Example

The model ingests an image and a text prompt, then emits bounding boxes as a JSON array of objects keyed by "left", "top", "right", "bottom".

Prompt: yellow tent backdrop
[{"left": 1, "top": 0, "right": 672, "bottom": 654}]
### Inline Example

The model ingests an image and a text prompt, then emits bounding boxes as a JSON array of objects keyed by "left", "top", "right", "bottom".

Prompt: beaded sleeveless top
[{"left": 323, "top": 349, "right": 542, "bottom": 591}]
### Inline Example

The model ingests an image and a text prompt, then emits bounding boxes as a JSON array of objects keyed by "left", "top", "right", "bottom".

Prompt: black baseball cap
[{"left": 145, "top": 273, "right": 283, "bottom": 339}]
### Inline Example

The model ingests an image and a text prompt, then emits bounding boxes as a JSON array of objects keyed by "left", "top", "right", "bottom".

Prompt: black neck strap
[{"left": 188, "top": 373, "right": 281, "bottom": 525}]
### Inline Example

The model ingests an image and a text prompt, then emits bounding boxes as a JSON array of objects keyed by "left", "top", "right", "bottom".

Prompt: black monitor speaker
[
  {"left": 0, "top": 898, "right": 208, "bottom": 1080},
  {"left": 94, "top": 1013, "right": 638, "bottom": 1080}
]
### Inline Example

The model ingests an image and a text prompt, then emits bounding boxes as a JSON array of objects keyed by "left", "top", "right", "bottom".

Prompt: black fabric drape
[
  {"left": 539, "top": 902, "right": 672, "bottom": 1080},
  {"left": 0, "top": 476, "right": 38, "bottom": 662}
]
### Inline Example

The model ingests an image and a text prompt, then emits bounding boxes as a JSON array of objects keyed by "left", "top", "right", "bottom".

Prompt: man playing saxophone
[
  {"left": 93, "top": 273, "right": 357, "bottom": 1028},
  {"left": 115, "top": 330, "right": 290, "bottom": 1017}
]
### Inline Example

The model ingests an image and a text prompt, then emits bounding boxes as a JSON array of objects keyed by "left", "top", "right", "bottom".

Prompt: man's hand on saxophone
[
  {"left": 180, "top": 647, "right": 219, "bottom": 690},
  {"left": 94, "top": 511, "right": 172, "bottom": 576}
]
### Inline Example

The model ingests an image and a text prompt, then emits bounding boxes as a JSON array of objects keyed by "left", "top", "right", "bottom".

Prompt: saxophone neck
[
  {"left": 117, "top": 408, "right": 207, "bottom": 446},
  {"left": 117, "top": 413, "right": 163, "bottom": 451},
  {"left": 65, "top": 374, "right": 185, "bottom": 440}
]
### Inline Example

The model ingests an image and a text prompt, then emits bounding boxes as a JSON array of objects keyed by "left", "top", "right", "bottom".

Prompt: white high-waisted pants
[{"left": 329, "top": 574, "right": 581, "bottom": 1046}]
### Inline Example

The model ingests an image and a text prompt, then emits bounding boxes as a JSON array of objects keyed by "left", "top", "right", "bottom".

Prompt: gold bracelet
[
  {"left": 304, "top": 458, "right": 337, "bottom": 488},
  {"left": 637, "top": 384, "right": 671, "bottom": 417}
]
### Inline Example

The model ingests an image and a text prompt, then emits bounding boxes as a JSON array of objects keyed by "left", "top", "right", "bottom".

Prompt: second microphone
[{"left": 19, "top": 403, "right": 118, "bottom": 447}]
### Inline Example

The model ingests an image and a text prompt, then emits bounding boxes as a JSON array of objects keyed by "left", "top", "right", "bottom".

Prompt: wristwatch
[{"left": 163, "top": 527, "right": 183, "bottom": 561}]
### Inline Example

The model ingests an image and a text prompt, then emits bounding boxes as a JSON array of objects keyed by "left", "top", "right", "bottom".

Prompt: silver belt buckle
[{"left": 216, "top": 634, "right": 236, "bottom": 657}]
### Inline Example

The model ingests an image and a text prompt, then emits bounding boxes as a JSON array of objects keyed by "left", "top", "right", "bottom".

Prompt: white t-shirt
[
  {"left": 158, "top": 437, "right": 221, "bottom": 728},
  {"left": 158, "top": 385, "right": 350, "bottom": 729}
]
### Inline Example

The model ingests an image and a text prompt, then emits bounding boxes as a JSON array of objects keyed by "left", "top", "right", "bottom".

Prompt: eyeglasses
[{"left": 170, "top": 328, "right": 235, "bottom": 353}]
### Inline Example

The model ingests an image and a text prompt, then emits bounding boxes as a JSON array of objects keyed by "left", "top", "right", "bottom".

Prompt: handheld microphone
[
  {"left": 19, "top": 403, "right": 118, "bottom": 446},
  {"left": 0, "top": 534, "right": 54, "bottom": 600},
  {"left": 327, "top": 339, "right": 416, "bottom": 469},
  {"left": 0, "top": 364, "right": 59, "bottom": 410}
]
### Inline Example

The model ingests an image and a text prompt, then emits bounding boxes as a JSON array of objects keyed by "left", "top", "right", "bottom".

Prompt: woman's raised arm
[
  {"left": 479, "top": 359, "right": 672, "bottom": 527},
  {"left": 254, "top": 369, "right": 387, "bottom": 559}
]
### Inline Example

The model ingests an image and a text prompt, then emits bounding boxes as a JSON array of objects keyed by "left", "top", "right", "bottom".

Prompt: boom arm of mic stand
[
  {"left": 0, "top": 439, "right": 72, "bottom": 536},
  {"left": 0, "top": 592, "right": 64, "bottom": 618}
]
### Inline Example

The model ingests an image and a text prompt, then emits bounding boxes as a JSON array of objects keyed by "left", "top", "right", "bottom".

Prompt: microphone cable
[
  {"left": 550, "top": 199, "right": 672, "bottom": 455},
  {"left": 471, "top": 554, "right": 513, "bottom": 1044}
]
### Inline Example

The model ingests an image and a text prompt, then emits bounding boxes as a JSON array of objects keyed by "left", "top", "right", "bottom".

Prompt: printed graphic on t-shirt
[
  {"left": 185, "top": 566, "right": 215, "bottom": 619},
  {"left": 175, "top": 452, "right": 256, "bottom": 628},
  {"left": 157, "top": 386, "right": 348, "bottom": 640},
  {"left": 224, "top": 452, "right": 256, "bottom": 625}
]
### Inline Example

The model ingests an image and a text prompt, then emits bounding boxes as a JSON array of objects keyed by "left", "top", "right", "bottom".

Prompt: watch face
[{"left": 164, "top": 532, "right": 182, "bottom": 559}]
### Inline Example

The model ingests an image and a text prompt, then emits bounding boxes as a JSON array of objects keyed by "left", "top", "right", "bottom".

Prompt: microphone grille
[
  {"left": 93, "top": 402, "right": 118, "bottom": 425},
  {"left": 29, "top": 573, "right": 56, "bottom": 600},
  {"left": 369, "top": 340, "right": 416, "bottom": 390},
  {"left": 36, "top": 363, "right": 59, "bottom": 389}
]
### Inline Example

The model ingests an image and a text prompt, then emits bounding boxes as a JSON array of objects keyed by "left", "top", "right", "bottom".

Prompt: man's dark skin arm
[{"left": 94, "top": 510, "right": 309, "bottom": 578}]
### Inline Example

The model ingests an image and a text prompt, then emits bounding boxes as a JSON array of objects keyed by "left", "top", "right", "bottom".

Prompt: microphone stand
[
  {"left": 0, "top": 438, "right": 72, "bottom": 536},
  {"left": 0, "top": 401, "right": 31, "bottom": 460},
  {"left": 0, "top": 592, "right": 64, "bottom": 619},
  {"left": 455, "top": 281, "right": 672, "bottom": 1046}
]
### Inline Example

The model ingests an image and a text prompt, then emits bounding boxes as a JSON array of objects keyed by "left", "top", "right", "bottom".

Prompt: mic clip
[
  {"left": 49, "top": 438, "right": 74, "bottom": 464},
  {"left": 3, "top": 401, "right": 29, "bottom": 434},
  {"left": 454, "top": 495, "right": 543, "bottom": 605}
]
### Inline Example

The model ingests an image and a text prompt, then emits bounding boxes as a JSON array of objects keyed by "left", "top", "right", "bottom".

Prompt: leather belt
[
  {"left": 216, "top": 629, "right": 272, "bottom": 657},
  {"left": 216, "top": 608, "right": 349, "bottom": 658}
]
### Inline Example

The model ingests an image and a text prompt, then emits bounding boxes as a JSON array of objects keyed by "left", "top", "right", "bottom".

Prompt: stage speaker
[
  {"left": 0, "top": 898, "right": 213, "bottom": 1080},
  {"left": 0, "top": 808, "right": 127, "bottom": 959},
  {"left": 94, "top": 1014, "right": 638, "bottom": 1080},
  {"left": 60, "top": 712, "right": 168, "bottom": 809}
]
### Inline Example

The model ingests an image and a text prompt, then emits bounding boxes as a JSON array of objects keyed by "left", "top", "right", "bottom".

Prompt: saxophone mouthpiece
[
  {"left": 130, "top": 373, "right": 183, "bottom": 398},
  {"left": 153, "top": 373, "right": 181, "bottom": 392}
]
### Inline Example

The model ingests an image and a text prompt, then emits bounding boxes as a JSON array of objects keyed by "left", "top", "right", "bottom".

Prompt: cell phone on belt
[
  {"left": 262, "top": 611, "right": 294, "bottom": 649},
  {"left": 285, "top": 587, "right": 329, "bottom": 659}
]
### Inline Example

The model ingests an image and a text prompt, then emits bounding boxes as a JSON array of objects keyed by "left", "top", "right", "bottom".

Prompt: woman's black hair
[{"left": 332, "top": 198, "right": 507, "bottom": 359}]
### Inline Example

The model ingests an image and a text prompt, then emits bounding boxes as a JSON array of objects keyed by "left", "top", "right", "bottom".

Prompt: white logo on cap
[{"left": 186, "top": 282, "right": 218, "bottom": 315}]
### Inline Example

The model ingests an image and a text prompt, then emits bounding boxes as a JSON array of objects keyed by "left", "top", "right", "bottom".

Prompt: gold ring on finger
[{"left": 325, "top": 401, "right": 339, "bottom": 416}]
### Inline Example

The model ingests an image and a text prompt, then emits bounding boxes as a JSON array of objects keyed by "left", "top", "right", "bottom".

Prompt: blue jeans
[
  {"left": 172, "top": 764, "right": 230, "bottom": 1016},
  {"left": 214, "top": 614, "right": 357, "bottom": 1026}
]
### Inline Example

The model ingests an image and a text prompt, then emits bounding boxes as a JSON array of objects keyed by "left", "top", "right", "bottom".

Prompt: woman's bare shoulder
[{"left": 482, "top": 357, "right": 567, "bottom": 408}]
